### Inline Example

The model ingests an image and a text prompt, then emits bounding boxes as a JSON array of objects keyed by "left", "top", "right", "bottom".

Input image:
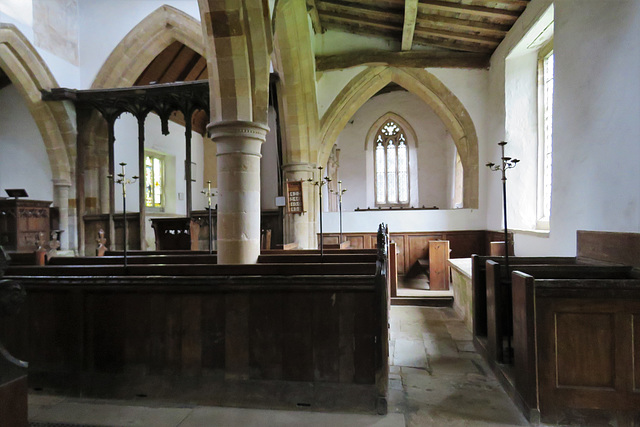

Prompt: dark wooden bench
[
  {"left": 1, "top": 225, "right": 391, "bottom": 414},
  {"left": 484, "top": 262, "right": 634, "bottom": 365},
  {"left": 471, "top": 255, "right": 576, "bottom": 339},
  {"left": 511, "top": 269, "right": 640, "bottom": 425}
]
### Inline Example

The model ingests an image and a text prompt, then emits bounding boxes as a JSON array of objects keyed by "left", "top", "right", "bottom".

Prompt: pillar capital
[
  {"left": 207, "top": 120, "right": 269, "bottom": 143},
  {"left": 52, "top": 178, "right": 72, "bottom": 188},
  {"left": 207, "top": 120, "right": 269, "bottom": 264}
]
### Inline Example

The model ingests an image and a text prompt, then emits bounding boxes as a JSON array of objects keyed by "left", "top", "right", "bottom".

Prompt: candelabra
[
  {"left": 108, "top": 162, "right": 138, "bottom": 267},
  {"left": 308, "top": 166, "right": 331, "bottom": 256},
  {"left": 486, "top": 141, "right": 520, "bottom": 276},
  {"left": 330, "top": 180, "right": 347, "bottom": 244},
  {"left": 201, "top": 181, "right": 217, "bottom": 254}
]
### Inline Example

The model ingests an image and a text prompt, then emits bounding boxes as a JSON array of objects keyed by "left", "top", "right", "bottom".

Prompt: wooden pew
[
  {"left": 484, "top": 262, "right": 633, "bottom": 365},
  {"left": 1, "top": 225, "right": 391, "bottom": 414},
  {"left": 511, "top": 269, "right": 640, "bottom": 425},
  {"left": 471, "top": 255, "right": 576, "bottom": 340}
]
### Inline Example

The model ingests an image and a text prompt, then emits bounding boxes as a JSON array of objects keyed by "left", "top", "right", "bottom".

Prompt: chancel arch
[
  {"left": 319, "top": 66, "right": 479, "bottom": 208},
  {"left": 0, "top": 23, "right": 75, "bottom": 250}
]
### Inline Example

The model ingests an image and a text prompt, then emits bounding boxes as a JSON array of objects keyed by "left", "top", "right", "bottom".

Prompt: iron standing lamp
[
  {"left": 486, "top": 141, "right": 520, "bottom": 276},
  {"left": 108, "top": 162, "right": 138, "bottom": 267},
  {"left": 201, "top": 181, "right": 217, "bottom": 254},
  {"left": 308, "top": 166, "right": 331, "bottom": 257},
  {"left": 330, "top": 180, "right": 347, "bottom": 244}
]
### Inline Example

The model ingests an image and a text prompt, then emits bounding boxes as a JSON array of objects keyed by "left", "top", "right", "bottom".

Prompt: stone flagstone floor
[
  {"left": 387, "top": 306, "right": 529, "bottom": 427},
  {"left": 28, "top": 306, "right": 529, "bottom": 427}
]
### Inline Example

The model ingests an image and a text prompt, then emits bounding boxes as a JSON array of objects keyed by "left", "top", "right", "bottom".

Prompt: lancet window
[{"left": 374, "top": 120, "right": 409, "bottom": 206}]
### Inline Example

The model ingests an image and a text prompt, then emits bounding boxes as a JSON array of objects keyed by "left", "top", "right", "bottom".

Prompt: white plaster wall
[
  {"left": 113, "top": 113, "right": 205, "bottom": 216},
  {"left": 323, "top": 209, "right": 485, "bottom": 234},
  {"left": 0, "top": 84, "right": 53, "bottom": 201},
  {"left": 334, "top": 90, "right": 455, "bottom": 213},
  {"left": 77, "top": 0, "right": 200, "bottom": 88},
  {"left": 487, "top": 0, "right": 640, "bottom": 256},
  {"left": 0, "top": 0, "right": 81, "bottom": 88},
  {"left": 316, "top": 66, "right": 366, "bottom": 120}
]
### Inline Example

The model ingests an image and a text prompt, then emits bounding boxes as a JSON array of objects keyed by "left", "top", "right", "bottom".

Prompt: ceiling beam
[
  {"left": 419, "top": 0, "right": 521, "bottom": 20},
  {"left": 319, "top": 10, "right": 403, "bottom": 33},
  {"left": 401, "top": 0, "right": 419, "bottom": 50},
  {"left": 321, "top": 18, "right": 402, "bottom": 42},
  {"left": 470, "top": 0, "right": 530, "bottom": 7},
  {"left": 413, "top": 26, "right": 501, "bottom": 47},
  {"left": 417, "top": 13, "right": 510, "bottom": 36},
  {"left": 317, "top": 0, "right": 403, "bottom": 22},
  {"left": 306, "top": 0, "right": 324, "bottom": 34},
  {"left": 412, "top": 35, "right": 494, "bottom": 53},
  {"left": 316, "top": 49, "right": 490, "bottom": 71}
]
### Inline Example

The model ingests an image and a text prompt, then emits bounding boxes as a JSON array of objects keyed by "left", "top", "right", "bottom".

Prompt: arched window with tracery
[{"left": 375, "top": 120, "right": 409, "bottom": 206}]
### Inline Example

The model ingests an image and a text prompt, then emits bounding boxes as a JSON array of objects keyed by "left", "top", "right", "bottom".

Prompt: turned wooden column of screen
[{"left": 136, "top": 112, "right": 148, "bottom": 250}]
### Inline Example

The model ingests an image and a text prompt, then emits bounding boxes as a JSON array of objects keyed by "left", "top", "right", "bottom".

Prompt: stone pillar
[
  {"left": 52, "top": 179, "right": 71, "bottom": 251},
  {"left": 282, "top": 162, "right": 317, "bottom": 249},
  {"left": 208, "top": 121, "right": 268, "bottom": 264}
]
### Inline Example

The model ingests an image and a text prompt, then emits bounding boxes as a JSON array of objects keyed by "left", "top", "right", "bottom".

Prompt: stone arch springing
[
  {"left": 319, "top": 66, "right": 479, "bottom": 208},
  {"left": 0, "top": 23, "right": 76, "bottom": 250},
  {"left": 0, "top": 23, "right": 73, "bottom": 185}
]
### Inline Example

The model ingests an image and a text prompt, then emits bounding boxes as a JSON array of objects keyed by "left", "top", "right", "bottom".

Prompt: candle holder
[
  {"left": 308, "top": 166, "right": 331, "bottom": 256},
  {"left": 108, "top": 162, "right": 138, "bottom": 266},
  {"left": 330, "top": 180, "right": 347, "bottom": 245},
  {"left": 201, "top": 181, "right": 217, "bottom": 254}
]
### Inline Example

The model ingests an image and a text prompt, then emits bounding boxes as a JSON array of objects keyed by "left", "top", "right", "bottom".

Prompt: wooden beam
[
  {"left": 414, "top": 26, "right": 501, "bottom": 47},
  {"left": 319, "top": 10, "right": 403, "bottom": 33},
  {"left": 306, "top": 0, "right": 324, "bottom": 34},
  {"left": 419, "top": 0, "right": 521, "bottom": 20},
  {"left": 315, "top": 50, "right": 490, "bottom": 71},
  {"left": 317, "top": 0, "right": 403, "bottom": 22},
  {"left": 471, "top": 0, "right": 529, "bottom": 7},
  {"left": 402, "top": 0, "right": 419, "bottom": 51},
  {"left": 417, "top": 13, "right": 510, "bottom": 36},
  {"left": 412, "top": 35, "right": 493, "bottom": 53},
  {"left": 321, "top": 18, "right": 402, "bottom": 43}
]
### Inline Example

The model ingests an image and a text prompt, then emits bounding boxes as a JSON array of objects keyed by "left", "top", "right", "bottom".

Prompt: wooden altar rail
[
  {"left": 1, "top": 236, "right": 390, "bottom": 413},
  {"left": 512, "top": 271, "right": 640, "bottom": 425}
]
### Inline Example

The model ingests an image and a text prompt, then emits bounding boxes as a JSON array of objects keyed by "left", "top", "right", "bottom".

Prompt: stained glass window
[
  {"left": 374, "top": 120, "right": 409, "bottom": 206},
  {"left": 145, "top": 154, "right": 164, "bottom": 209}
]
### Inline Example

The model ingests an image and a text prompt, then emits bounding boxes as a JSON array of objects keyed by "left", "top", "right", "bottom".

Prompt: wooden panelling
[
  {"left": 634, "top": 314, "right": 640, "bottom": 392},
  {"left": 555, "top": 312, "right": 615, "bottom": 388},
  {"left": 0, "top": 375, "right": 27, "bottom": 427},
  {"left": 323, "top": 230, "right": 498, "bottom": 277}
]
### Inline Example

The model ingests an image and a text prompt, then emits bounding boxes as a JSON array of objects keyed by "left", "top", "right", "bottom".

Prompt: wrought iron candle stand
[
  {"left": 201, "top": 180, "right": 217, "bottom": 254},
  {"left": 308, "top": 166, "right": 331, "bottom": 257},
  {"left": 330, "top": 180, "right": 347, "bottom": 244},
  {"left": 108, "top": 162, "right": 138, "bottom": 267},
  {"left": 486, "top": 141, "right": 520, "bottom": 275},
  {"left": 486, "top": 141, "right": 519, "bottom": 362}
]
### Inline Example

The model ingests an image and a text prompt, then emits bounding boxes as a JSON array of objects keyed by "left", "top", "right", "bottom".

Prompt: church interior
[{"left": 0, "top": 0, "right": 639, "bottom": 426}]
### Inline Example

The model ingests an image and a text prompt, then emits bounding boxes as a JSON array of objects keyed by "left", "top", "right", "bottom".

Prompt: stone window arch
[{"left": 365, "top": 112, "right": 419, "bottom": 208}]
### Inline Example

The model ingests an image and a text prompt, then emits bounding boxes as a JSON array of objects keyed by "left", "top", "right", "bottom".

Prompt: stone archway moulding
[
  {"left": 0, "top": 23, "right": 73, "bottom": 185},
  {"left": 92, "top": 5, "right": 204, "bottom": 90},
  {"left": 318, "top": 66, "right": 479, "bottom": 208}
]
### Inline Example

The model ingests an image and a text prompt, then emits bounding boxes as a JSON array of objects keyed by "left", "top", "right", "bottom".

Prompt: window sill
[{"left": 512, "top": 228, "right": 550, "bottom": 237}]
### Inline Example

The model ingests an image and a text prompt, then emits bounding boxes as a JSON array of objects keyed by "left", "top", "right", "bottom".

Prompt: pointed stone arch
[
  {"left": 0, "top": 23, "right": 73, "bottom": 184},
  {"left": 92, "top": 5, "right": 204, "bottom": 89},
  {"left": 319, "top": 66, "right": 479, "bottom": 208},
  {"left": 0, "top": 23, "right": 75, "bottom": 250}
]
